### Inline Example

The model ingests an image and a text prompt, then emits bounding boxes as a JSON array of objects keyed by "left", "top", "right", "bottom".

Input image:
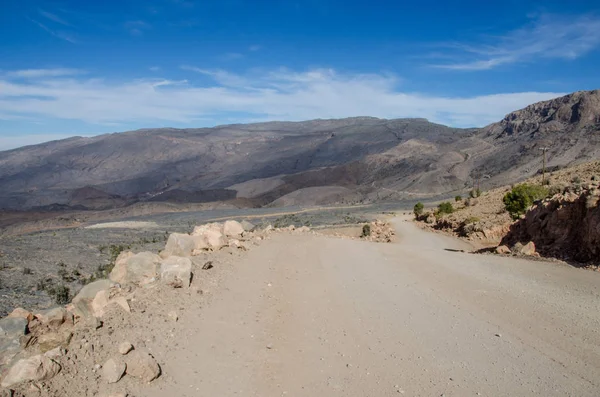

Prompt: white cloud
[
  {"left": 149, "top": 66, "right": 161, "bottom": 72},
  {"left": 249, "top": 45, "right": 261, "bottom": 51},
  {"left": 125, "top": 20, "right": 150, "bottom": 36},
  {"left": 432, "top": 13, "right": 600, "bottom": 70},
  {"left": 28, "top": 18, "right": 77, "bottom": 43},
  {"left": 0, "top": 67, "right": 564, "bottom": 129},
  {"left": 38, "top": 9, "right": 71, "bottom": 26},
  {"left": 5, "top": 68, "right": 84, "bottom": 78}
]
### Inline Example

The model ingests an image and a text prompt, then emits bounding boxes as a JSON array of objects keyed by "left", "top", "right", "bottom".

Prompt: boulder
[
  {"left": 160, "top": 256, "right": 192, "bottom": 288},
  {"left": 91, "top": 290, "right": 131, "bottom": 318},
  {"left": 110, "top": 251, "right": 161, "bottom": 286},
  {"left": 37, "top": 330, "right": 73, "bottom": 353},
  {"left": 72, "top": 279, "right": 114, "bottom": 318},
  {"left": 0, "top": 317, "right": 28, "bottom": 338},
  {"left": 118, "top": 341, "right": 133, "bottom": 355},
  {"left": 296, "top": 226, "right": 310, "bottom": 233},
  {"left": 36, "top": 307, "right": 72, "bottom": 328},
  {"left": 240, "top": 220, "right": 256, "bottom": 232},
  {"left": 8, "top": 308, "right": 34, "bottom": 323},
  {"left": 1, "top": 355, "right": 61, "bottom": 388},
  {"left": 495, "top": 245, "right": 511, "bottom": 255},
  {"left": 162, "top": 233, "right": 196, "bottom": 258},
  {"left": 223, "top": 220, "right": 244, "bottom": 237},
  {"left": 102, "top": 357, "right": 126, "bottom": 384},
  {"left": 192, "top": 224, "right": 227, "bottom": 250},
  {"left": 520, "top": 241, "right": 537, "bottom": 256},
  {"left": 44, "top": 347, "right": 66, "bottom": 360},
  {"left": 125, "top": 351, "right": 161, "bottom": 382}
]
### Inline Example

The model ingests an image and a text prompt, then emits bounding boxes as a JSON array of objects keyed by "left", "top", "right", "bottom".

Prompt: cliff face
[
  {"left": 482, "top": 90, "right": 600, "bottom": 138},
  {"left": 500, "top": 184, "right": 600, "bottom": 264}
]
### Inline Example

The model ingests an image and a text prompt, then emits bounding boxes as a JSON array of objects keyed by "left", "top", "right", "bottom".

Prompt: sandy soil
[{"left": 126, "top": 218, "right": 598, "bottom": 396}]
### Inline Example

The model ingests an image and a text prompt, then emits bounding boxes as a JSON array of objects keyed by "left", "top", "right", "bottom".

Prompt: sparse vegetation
[
  {"left": 361, "top": 224, "right": 371, "bottom": 237},
  {"left": 455, "top": 195, "right": 462, "bottom": 202},
  {"left": 470, "top": 188, "right": 481, "bottom": 198},
  {"left": 572, "top": 176, "right": 582, "bottom": 184},
  {"left": 437, "top": 202, "right": 454, "bottom": 215},
  {"left": 413, "top": 202, "right": 424, "bottom": 217},
  {"left": 51, "top": 285, "right": 70, "bottom": 304},
  {"left": 273, "top": 214, "right": 311, "bottom": 228},
  {"left": 503, "top": 183, "right": 549, "bottom": 220},
  {"left": 464, "top": 216, "right": 480, "bottom": 224},
  {"left": 22, "top": 267, "right": 33, "bottom": 275}
]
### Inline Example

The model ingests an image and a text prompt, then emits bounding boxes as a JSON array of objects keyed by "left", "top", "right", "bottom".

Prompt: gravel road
[{"left": 144, "top": 217, "right": 600, "bottom": 396}]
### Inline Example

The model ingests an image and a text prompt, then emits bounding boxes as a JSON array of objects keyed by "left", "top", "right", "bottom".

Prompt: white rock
[
  {"left": 160, "top": 256, "right": 192, "bottom": 288},
  {"left": 72, "top": 279, "right": 114, "bottom": 318},
  {"left": 162, "top": 233, "right": 196, "bottom": 258},
  {"left": 223, "top": 220, "right": 245, "bottom": 237},
  {"left": 102, "top": 357, "right": 126, "bottom": 384},
  {"left": 118, "top": 341, "right": 134, "bottom": 355},
  {"left": 1, "top": 355, "right": 61, "bottom": 388},
  {"left": 110, "top": 251, "right": 161, "bottom": 286},
  {"left": 125, "top": 351, "right": 161, "bottom": 382}
]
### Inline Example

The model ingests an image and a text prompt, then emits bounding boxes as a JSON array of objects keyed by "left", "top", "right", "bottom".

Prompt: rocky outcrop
[
  {"left": 223, "top": 220, "right": 244, "bottom": 237},
  {"left": 162, "top": 233, "right": 196, "bottom": 258},
  {"left": 500, "top": 184, "right": 600, "bottom": 263}
]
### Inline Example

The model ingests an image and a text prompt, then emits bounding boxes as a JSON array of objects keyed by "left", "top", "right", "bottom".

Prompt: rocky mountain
[{"left": 1, "top": 90, "right": 599, "bottom": 211}]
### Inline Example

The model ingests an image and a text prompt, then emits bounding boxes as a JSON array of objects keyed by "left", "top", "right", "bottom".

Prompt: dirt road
[{"left": 143, "top": 217, "right": 600, "bottom": 396}]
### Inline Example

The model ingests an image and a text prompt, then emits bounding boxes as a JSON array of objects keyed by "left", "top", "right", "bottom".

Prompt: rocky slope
[{"left": 1, "top": 90, "right": 599, "bottom": 212}]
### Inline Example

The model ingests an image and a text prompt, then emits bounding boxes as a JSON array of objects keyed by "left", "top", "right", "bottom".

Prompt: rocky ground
[
  {"left": 0, "top": 217, "right": 395, "bottom": 396},
  {"left": 0, "top": 206, "right": 381, "bottom": 318}
]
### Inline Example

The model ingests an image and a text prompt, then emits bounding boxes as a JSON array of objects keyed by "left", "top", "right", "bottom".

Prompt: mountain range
[{"left": 1, "top": 89, "right": 599, "bottom": 211}]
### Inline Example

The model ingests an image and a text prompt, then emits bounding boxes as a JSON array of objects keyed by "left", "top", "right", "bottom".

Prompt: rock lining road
[{"left": 144, "top": 217, "right": 600, "bottom": 396}]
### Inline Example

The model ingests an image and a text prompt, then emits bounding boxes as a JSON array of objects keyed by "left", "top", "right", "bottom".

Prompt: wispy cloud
[
  {"left": 38, "top": 9, "right": 71, "bottom": 26},
  {"left": 149, "top": 66, "right": 161, "bottom": 72},
  {"left": 125, "top": 20, "right": 151, "bottom": 36},
  {"left": 4, "top": 68, "right": 84, "bottom": 78},
  {"left": 0, "top": 66, "right": 564, "bottom": 129},
  {"left": 431, "top": 13, "right": 600, "bottom": 70},
  {"left": 28, "top": 18, "right": 77, "bottom": 43},
  {"left": 221, "top": 52, "right": 244, "bottom": 61},
  {"left": 249, "top": 45, "right": 261, "bottom": 52}
]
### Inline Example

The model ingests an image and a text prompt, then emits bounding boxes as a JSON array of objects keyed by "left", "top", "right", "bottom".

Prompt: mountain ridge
[{"left": 1, "top": 90, "right": 599, "bottom": 211}]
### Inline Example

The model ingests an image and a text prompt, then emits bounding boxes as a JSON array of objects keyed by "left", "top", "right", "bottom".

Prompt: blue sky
[{"left": 1, "top": 0, "right": 600, "bottom": 150}]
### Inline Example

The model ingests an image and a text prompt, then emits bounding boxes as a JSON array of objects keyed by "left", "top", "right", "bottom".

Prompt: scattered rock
[
  {"left": 110, "top": 251, "right": 161, "bottom": 286},
  {"left": 44, "top": 347, "right": 66, "bottom": 360},
  {"left": 240, "top": 220, "right": 256, "bottom": 232},
  {"left": 495, "top": 245, "right": 511, "bottom": 255},
  {"left": 92, "top": 290, "right": 131, "bottom": 317},
  {"left": 102, "top": 357, "right": 126, "bottom": 384},
  {"left": 162, "top": 233, "right": 196, "bottom": 258},
  {"left": 518, "top": 241, "right": 537, "bottom": 256},
  {"left": 125, "top": 350, "right": 161, "bottom": 382},
  {"left": 37, "top": 330, "right": 73, "bottom": 352},
  {"left": 36, "top": 306, "right": 73, "bottom": 329},
  {"left": 72, "top": 279, "right": 114, "bottom": 318},
  {"left": 168, "top": 311, "right": 178, "bottom": 322},
  {"left": 0, "top": 316, "right": 28, "bottom": 338},
  {"left": 8, "top": 308, "right": 34, "bottom": 323},
  {"left": 202, "top": 261, "right": 214, "bottom": 270},
  {"left": 160, "top": 256, "right": 192, "bottom": 288},
  {"left": 223, "top": 220, "right": 245, "bottom": 237},
  {"left": 118, "top": 341, "right": 134, "bottom": 355},
  {"left": 1, "top": 355, "right": 61, "bottom": 388}
]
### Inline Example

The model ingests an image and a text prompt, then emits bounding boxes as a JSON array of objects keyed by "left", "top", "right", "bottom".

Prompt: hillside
[{"left": 1, "top": 90, "right": 599, "bottom": 212}]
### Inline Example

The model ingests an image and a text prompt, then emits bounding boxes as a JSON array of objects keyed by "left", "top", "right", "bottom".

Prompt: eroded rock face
[
  {"left": 1, "top": 355, "right": 61, "bottom": 388},
  {"left": 109, "top": 251, "right": 161, "bottom": 286},
  {"left": 501, "top": 186, "right": 600, "bottom": 263}
]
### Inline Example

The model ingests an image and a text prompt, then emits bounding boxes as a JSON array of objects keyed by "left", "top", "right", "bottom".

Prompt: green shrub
[
  {"left": 455, "top": 195, "right": 462, "bottom": 202},
  {"left": 469, "top": 188, "right": 481, "bottom": 198},
  {"left": 361, "top": 224, "right": 371, "bottom": 237},
  {"left": 413, "top": 202, "right": 424, "bottom": 217},
  {"left": 464, "top": 216, "right": 480, "bottom": 224},
  {"left": 437, "top": 202, "right": 454, "bottom": 215},
  {"left": 503, "top": 183, "right": 549, "bottom": 219},
  {"left": 51, "top": 285, "right": 70, "bottom": 304}
]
